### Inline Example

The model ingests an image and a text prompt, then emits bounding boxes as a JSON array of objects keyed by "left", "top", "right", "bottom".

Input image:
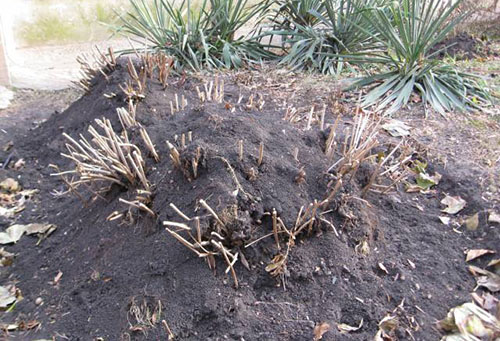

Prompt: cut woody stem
[
  {"left": 199, "top": 199, "right": 224, "bottom": 227},
  {"left": 272, "top": 208, "right": 281, "bottom": 250},
  {"left": 166, "top": 141, "right": 181, "bottom": 168},
  {"left": 238, "top": 140, "right": 243, "bottom": 162},
  {"left": 257, "top": 142, "right": 264, "bottom": 167}
]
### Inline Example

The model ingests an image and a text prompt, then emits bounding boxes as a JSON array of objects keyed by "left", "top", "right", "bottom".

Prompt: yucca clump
[
  {"left": 346, "top": 0, "right": 491, "bottom": 114},
  {"left": 268, "top": 0, "right": 386, "bottom": 74},
  {"left": 116, "top": 0, "right": 273, "bottom": 71}
]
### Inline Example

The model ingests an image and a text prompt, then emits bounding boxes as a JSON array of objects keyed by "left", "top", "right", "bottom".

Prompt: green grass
[
  {"left": 15, "top": 0, "right": 128, "bottom": 46},
  {"left": 18, "top": 13, "right": 79, "bottom": 45}
]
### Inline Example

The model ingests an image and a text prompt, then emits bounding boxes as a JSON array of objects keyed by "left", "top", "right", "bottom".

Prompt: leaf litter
[
  {"left": 381, "top": 120, "right": 411, "bottom": 137},
  {"left": 406, "top": 161, "right": 441, "bottom": 192},
  {"left": 468, "top": 265, "right": 500, "bottom": 293},
  {"left": 337, "top": 318, "right": 363, "bottom": 333},
  {"left": 464, "top": 213, "right": 479, "bottom": 231},
  {"left": 374, "top": 315, "right": 399, "bottom": 340},
  {"left": 441, "top": 195, "right": 467, "bottom": 215},
  {"left": 465, "top": 249, "right": 496, "bottom": 262},
  {"left": 0, "top": 224, "right": 56, "bottom": 244},
  {"left": 438, "top": 301, "right": 500, "bottom": 340},
  {"left": 313, "top": 322, "right": 330, "bottom": 340}
]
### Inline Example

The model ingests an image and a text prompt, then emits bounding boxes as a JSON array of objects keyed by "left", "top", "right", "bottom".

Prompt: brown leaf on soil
[
  {"left": 0, "top": 248, "right": 14, "bottom": 267},
  {"left": 471, "top": 292, "right": 499, "bottom": 313},
  {"left": 0, "top": 223, "right": 56, "bottom": 244},
  {"left": 0, "top": 225, "right": 28, "bottom": 244},
  {"left": 466, "top": 249, "right": 496, "bottom": 262},
  {"left": 25, "top": 223, "right": 57, "bottom": 236},
  {"left": 313, "top": 322, "right": 330, "bottom": 340},
  {"left": 476, "top": 275, "right": 500, "bottom": 293},
  {"left": 25, "top": 320, "right": 40, "bottom": 330},
  {"left": 379, "top": 315, "right": 398, "bottom": 332},
  {"left": 486, "top": 259, "right": 500, "bottom": 275},
  {"left": 437, "top": 302, "right": 500, "bottom": 339},
  {"left": 374, "top": 315, "right": 398, "bottom": 340},
  {"left": 464, "top": 213, "right": 479, "bottom": 231},
  {"left": 381, "top": 120, "right": 411, "bottom": 137},
  {"left": 265, "top": 254, "right": 287, "bottom": 277},
  {"left": 441, "top": 195, "right": 466, "bottom": 215},
  {"left": 0, "top": 286, "right": 16, "bottom": 308},
  {"left": 337, "top": 319, "right": 363, "bottom": 334},
  {"left": 469, "top": 266, "right": 500, "bottom": 293},
  {"left": 0, "top": 323, "right": 18, "bottom": 331}
]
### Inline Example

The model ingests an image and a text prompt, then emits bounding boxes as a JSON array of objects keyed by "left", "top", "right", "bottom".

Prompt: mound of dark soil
[
  {"left": 0, "top": 59, "right": 498, "bottom": 340},
  {"left": 431, "top": 32, "right": 496, "bottom": 60}
]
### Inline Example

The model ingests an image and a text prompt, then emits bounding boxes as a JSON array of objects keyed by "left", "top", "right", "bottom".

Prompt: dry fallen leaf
[
  {"left": 25, "top": 320, "right": 40, "bottom": 330},
  {"left": 469, "top": 266, "right": 500, "bottom": 293},
  {"left": 441, "top": 195, "right": 466, "bottom": 215},
  {"left": 488, "top": 212, "right": 500, "bottom": 224},
  {"left": 313, "top": 322, "right": 330, "bottom": 340},
  {"left": 337, "top": 319, "right": 363, "bottom": 333},
  {"left": 0, "top": 286, "right": 16, "bottom": 308},
  {"left": 355, "top": 239, "right": 370, "bottom": 256},
  {"left": 466, "top": 249, "right": 495, "bottom": 262},
  {"left": 464, "top": 213, "right": 479, "bottom": 231},
  {"left": 0, "top": 323, "right": 18, "bottom": 331},
  {"left": 382, "top": 120, "right": 411, "bottom": 137},
  {"left": 25, "top": 223, "right": 56, "bottom": 236},
  {"left": 374, "top": 314, "right": 399, "bottom": 340},
  {"left": 438, "top": 302, "right": 500, "bottom": 339},
  {"left": 0, "top": 225, "right": 28, "bottom": 244},
  {"left": 0, "top": 205, "right": 24, "bottom": 218},
  {"left": 486, "top": 259, "right": 500, "bottom": 275},
  {"left": 379, "top": 315, "right": 398, "bottom": 332},
  {"left": 0, "top": 223, "right": 56, "bottom": 244},
  {"left": 0, "top": 248, "right": 14, "bottom": 267},
  {"left": 471, "top": 292, "right": 498, "bottom": 312},
  {"left": 439, "top": 216, "right": 451, "bottom": 225},
  {"left": 476, "top": 275, "right": 500, "bottom": 293}
]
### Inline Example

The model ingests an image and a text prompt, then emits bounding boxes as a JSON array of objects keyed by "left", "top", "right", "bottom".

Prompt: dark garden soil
[
  {"left": 0, "top": 59, "right": 498, "bottom": 341},
  {"left": 431, "top": 32, "right": 498, "bottom": 60}
]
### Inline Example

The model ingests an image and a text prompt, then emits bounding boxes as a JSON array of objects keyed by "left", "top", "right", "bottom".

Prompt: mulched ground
[{"left": 0, "top": 58, "right": 498, "bottom": 340}]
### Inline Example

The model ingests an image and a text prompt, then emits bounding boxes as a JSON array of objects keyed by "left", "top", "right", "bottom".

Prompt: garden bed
[{"left": 0, "top": 58, "right": 498, "bottom": 340}]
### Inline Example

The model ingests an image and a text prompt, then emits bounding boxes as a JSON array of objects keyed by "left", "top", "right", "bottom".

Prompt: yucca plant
[
  {"left": 115, "top": 0, "right": 273, "bottom": 71},
  {"left": 271, "top": 0, "right": 326, "bottom": 28},
  {"left": 268, "top": 0, "right": 386, "bottom": 74},
  {"left": 346, "top": 0, "right": 491, "bottom": 114}
]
